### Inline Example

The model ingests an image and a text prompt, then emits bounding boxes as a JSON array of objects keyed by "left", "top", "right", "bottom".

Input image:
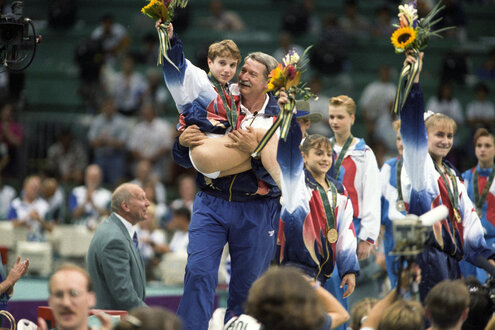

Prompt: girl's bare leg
[
  {"left": 190, "top": 135, "right": 250, "bottom": 175},
  {"left": 190, "top": 129, "right": 281, "bottom": 188}
]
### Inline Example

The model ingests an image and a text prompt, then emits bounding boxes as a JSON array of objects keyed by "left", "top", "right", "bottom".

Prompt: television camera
[
  {"left": 389, "top": 205, "right": 448, "bottom": 298},
  {"left": 0, "top": 1, "right": 41, "bottom": 72}
]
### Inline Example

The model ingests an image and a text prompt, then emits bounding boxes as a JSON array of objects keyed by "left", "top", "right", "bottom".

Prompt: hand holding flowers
[
  {"left": 253, "top": 47, "right": 316, "bottom": 155},
  {"left": 390, "top": 1, "right": 454, "bottom": 114},
  {"left": 141, "top": 0, "right": 188, "bottom": 69}
]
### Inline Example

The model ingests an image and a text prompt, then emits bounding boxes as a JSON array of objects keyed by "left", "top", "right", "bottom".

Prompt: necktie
[{"left": 133, "top": 232, "right": 139, "bottom": 250}]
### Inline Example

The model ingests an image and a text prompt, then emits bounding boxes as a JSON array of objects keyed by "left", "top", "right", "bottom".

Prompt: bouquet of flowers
[
  {"left": 141, "top": 0, "right": 188, "bottom": 69},
  {"left": 253, "top": 47, "right": 316, "bottom": 155},
  {"left": 390, "top": 1, "right": 454, "bottom": 114}
]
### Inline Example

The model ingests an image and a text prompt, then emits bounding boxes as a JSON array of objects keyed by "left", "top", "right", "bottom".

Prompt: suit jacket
[{"left": 87, "top": 213, "right": 147, "bottom": 310}]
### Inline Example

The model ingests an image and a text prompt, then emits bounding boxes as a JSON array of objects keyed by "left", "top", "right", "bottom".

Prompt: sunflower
[
  {"left": 141, "top": 0, "right": 163, "bottom": 19},
  {"left": 391, "top": 26, "right": 417, "bottom": 51}
]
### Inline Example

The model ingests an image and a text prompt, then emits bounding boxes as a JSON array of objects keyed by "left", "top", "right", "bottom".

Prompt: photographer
[{"left": 462, "top": 276, "right": 493, "bottom": 330}]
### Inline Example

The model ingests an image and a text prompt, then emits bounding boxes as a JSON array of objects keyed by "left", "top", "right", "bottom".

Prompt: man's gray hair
[
  {"left": 111, "top": 183, "right": 134, "bottom": 213},
  {"left": 244, "top": 52, "right": 278, "bottom": 81}
]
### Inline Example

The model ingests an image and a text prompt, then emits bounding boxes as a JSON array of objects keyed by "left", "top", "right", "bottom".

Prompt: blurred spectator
[
  {"left": 136, "top": 185, "right": 168, "bottom": 281},
  {"left": 338, "top": 0, "right": 370, "bottom": 40},
  {"left": 0, "top": 256, "right": 29, "bottom": 312},
  {"left": 426, "top": 81, "right": 464, "bottom": 125},
  {"left": 477, "top": 46, "right": 495, "bottom": 80},
  {"left": 440, "top": 49, "right": 470, "bottom": 85},
  {"left": 91, "top": 13, "right": 130, "bottom": 66},
  {"left": 272, "top": 31, "right": 304, "bottom": 64},
  {"left": 75, "top": 37, "right": 105, "bottom": 113},
  {"left": 88, "top": 97, "right": 128, "bottom": 186},
  {"left": 169, "top": 174, "right": 196, "bottom": 213},
  {"left": 462, "top": 276, "right": 493, "bottom": 330},
  {"left": 113, "top": 55, "right": 148, "bottom": 117},
  {"left": 310, "top": 13, "right": 350, "bottom": 76},
  {"left": 0, "top": 173, "right": 16, "bottom": 219},
  {"left": 127, "top": 102, "right": 174, "bottom": 182},
  {"left": 0, "top": 103, "right": 22, "bottom": 178},
  {"left": 466, "top": 82, "right": 495, "bottom": 129},
  {"left": 68, "top": 164, "right": 111, "bottom": 230},
  {"left": 7, "top": 175, "right": 53, "bottom": 242},
  {"left": 435, "top": 0, "right": 467, "bottom": 41},
  {"left": 132, "top": 33, "right": 159, "bottom": 66},
  {"left": 40, "top": 177, "right": 66, "bottom": 224},
  {"left": 131, "top": 160, "right": 167, "bottom": 205},
  {"left": 141, "top": 68, "right": 171, "bottom": 116},
  {"left": 200, "top": 0, "right": 245, "bottom": 31},
  {"left": 425, "top": 279, "right": 470, "bottom": 330},
  {"left": 46, "top": 128, "right": 88, "bottom": 184},
  {"left": 166, "top": 207, "right": 190, "bottom": 253},
  {"left": 281, "top": 0, "right": 320, "bottom": 36},
  {"left": 38, "top": 263, "right": 113, "bottom": 330},
  {"left": 142, "top": 180, "right": 168, "bottom": 227},
  {"left": 371, "top": 5, "right": 395, "bottom": 38},
  {"left": 359, "top": 65, "right": 396, "bottom": 141},
  {"left": 227, "top": 266, "right": 349, "bottom": 329},
  {"left": 306, "top": 76, "right": 332, "bottom": 136},
  {"left": 349, "top": 297, "right": 377, "bottom": 330},
  {"left": 360, "top": 286, "right": 424, "bottom": 330},
  {"left": 48, "top": 0, "right": 78, "bottom": 29}
]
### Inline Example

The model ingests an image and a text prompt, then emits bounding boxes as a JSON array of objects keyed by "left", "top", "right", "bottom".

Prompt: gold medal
[
  {"left": 396, "top": 200, "right": 405, "bottom": 212},
  {"left": 327, "top": 228, "right": 338, "bottom": 244},
  {"left": 454, "top": 209, "right": 462, "bottom": 223}
]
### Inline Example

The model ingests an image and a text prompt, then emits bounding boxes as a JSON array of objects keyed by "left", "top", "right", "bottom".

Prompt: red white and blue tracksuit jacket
[
  {"left": 400, "top": 83, "right": 495, "bottom": 300},
  {"left": 162, "top": 33, "right": 241, "bottom": 134},
  {"left": 277, "top": 119, "right": 359, "bottom": 283},
  {"left": 461, "top": 165, "right": 495, "bottom": 281},
  {"left": 330, "top": 137, "right": 381, "bottom": 245}
]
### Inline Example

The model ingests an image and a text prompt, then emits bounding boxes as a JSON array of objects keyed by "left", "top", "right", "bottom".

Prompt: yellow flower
[
  {"left": 142, "top": 0, "right": 166, "bottom": 19},
  {"left": 266, "top": 82, "right": 276, "bottom": 92},
  {"left": 391, "top": 26, "right": 417, "bottom": 51}
]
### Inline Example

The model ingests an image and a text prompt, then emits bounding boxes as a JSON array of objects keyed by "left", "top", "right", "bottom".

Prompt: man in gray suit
[{"left": 87, "top": 183, "right": 150, "bottom": 310}]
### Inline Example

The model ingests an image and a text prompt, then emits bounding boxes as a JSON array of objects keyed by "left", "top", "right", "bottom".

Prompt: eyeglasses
[{"left": 50, "top": 289, "right": 83, "bottom": 301}]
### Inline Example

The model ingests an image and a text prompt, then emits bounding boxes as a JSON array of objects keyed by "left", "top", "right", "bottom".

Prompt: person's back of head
[
  {"left": 114, "top": 306, "right": 181, "bottom": 330},
  {"left": 350, "top": 297, "right": 377, "bottom": 330},
  {"left": 244, "top": 266, "right": 325, "bottom": 330},
  {"left": 462, "top": 276, "right": 493, "bottom": 330},
  {"left": 378, "top": 299, "right": 424, "bottom": 330},
  {"left": 425, "top": 279, "right": 470, "bottom": 329}
]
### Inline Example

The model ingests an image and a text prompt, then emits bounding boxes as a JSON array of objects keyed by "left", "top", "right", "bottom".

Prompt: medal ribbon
[
  {"left": 208, "top": 72, "right": 238, "bottom": 130},
  {"left": 313, "top": 180, "right": 338, "bottom": 281},
  {"left": 434, "top": 161, "right": 460, "bottom": 219},
  {"left": 331, "top": 134, "right": 354, "bottom": 180},
  {"left": 434, "top": 161, "right": 460, "bottom": 255},
  {"left": 473, "top": 164, "right": 495, "bottom": 212},
  {"left": 396, "top": 156, "right": 404, "bottom": 203},
  {"left": 316, "top": 181, "right": 338, "bottom": 235}
]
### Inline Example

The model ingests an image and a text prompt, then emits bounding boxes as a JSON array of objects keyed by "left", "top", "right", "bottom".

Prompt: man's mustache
[{"left": 239, "top": 81, "right": 252, "bottom": 87}]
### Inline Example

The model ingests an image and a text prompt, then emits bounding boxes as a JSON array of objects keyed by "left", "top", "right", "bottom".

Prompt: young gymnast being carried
[{"left": 160, "top": 22, "right": 282, "bottom": 186}]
